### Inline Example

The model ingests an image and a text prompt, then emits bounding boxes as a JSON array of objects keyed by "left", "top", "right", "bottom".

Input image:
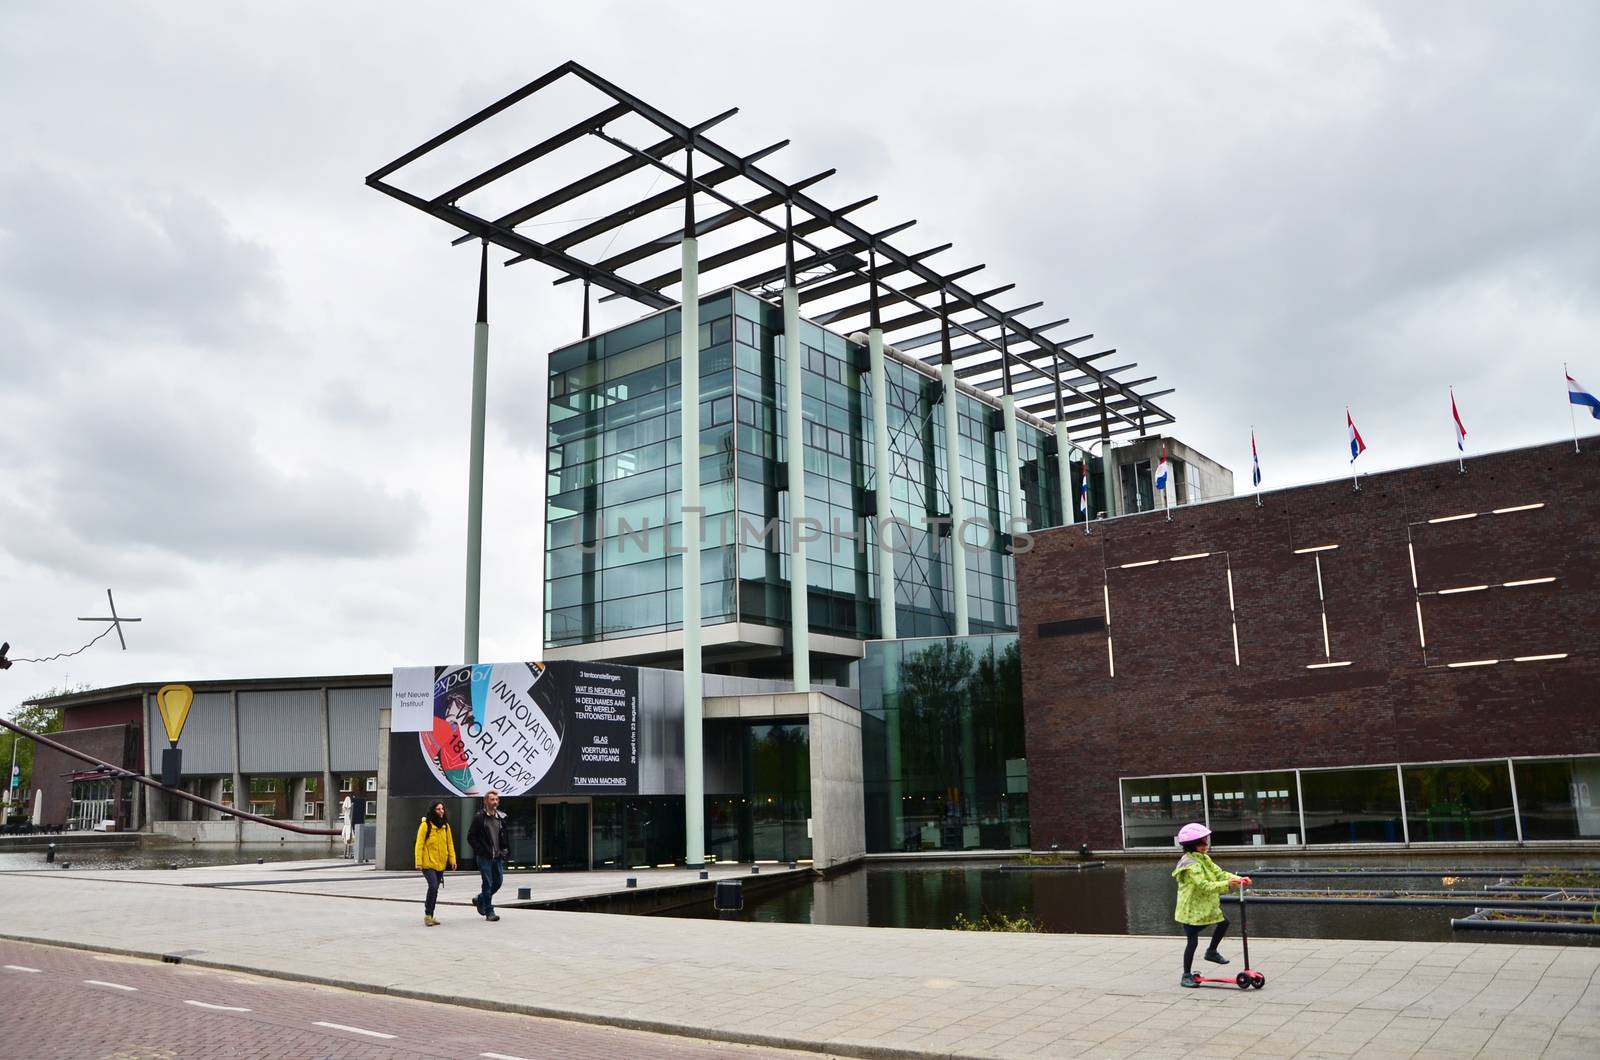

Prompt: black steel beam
[{"left": 430, "top": 102, "right": 631, "bottom": 207}]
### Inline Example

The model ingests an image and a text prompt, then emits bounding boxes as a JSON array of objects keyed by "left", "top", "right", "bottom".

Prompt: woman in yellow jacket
[{"left": 414, "top": 800, "right": 457, "bottom": 926}]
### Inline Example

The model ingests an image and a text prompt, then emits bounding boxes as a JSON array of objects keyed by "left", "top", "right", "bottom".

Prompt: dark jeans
[
  {"left": 477, "top": 857, "right": 505, "bottom": 915},
  {"left": 1182, "top": 918, "right": 1229, "bottom": 974},
  {"left": 422, "top": 869, "right": 444, "bottom": 917}
]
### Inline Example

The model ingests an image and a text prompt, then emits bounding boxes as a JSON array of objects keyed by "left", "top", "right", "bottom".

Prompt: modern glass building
[
  {"left": 372, "top": 61, "right": 1182, "bottom": 868},
  {"left": 545, "top": 287, "right": 1071, "bottom": 676}
]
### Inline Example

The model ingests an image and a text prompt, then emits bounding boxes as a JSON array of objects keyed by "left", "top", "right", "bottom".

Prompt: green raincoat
[{"left": 1172, "top": 851, "right": 1241, "bottom": 926}]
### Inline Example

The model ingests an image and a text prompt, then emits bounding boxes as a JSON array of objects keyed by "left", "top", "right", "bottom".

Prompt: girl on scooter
[{"left": 1173, "top": 822, "right": 1251, "bottom": 988}]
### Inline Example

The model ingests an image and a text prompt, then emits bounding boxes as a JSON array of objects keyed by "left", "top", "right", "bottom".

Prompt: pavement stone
[{"left": 1, "top": 864, "right": 1596, "bottom": 1058}]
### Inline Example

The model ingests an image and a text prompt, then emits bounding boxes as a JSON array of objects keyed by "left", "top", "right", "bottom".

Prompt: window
[
  {"left": 1402, "top": 761, "right": 1516, "bottom": 843},
  {"left": 1206, "top": 772, "right": 1299, "bottom": 846},
  {"left": 1121, "top": 776, "right": 1204, "bottom": 848},
  {"left": 1300, "top": 767, "right": 1402, "bottom": 845},
  {"left": 1513, "top": 757, "right": 1600, "bottom": 840}
]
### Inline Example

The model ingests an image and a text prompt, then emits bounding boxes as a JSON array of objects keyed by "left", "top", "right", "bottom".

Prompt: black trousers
[
  {"left": 1182, "top": 918, "right": 1229, "bottom": 974},
  {"left": 423, "top": 869, "right": 444, "bottom": 916}
]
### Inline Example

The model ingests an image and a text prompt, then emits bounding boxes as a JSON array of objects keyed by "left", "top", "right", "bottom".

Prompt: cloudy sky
[{"left": 2, "top": 2, "right": 1596, "bottom": 703}]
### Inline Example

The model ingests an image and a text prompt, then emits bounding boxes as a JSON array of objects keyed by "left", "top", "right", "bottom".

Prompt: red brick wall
[
  {"left": 1017, "top": 441, "right": 1600, "bottom": 849},
  {"left": 61, "top": 695, "right": 143, "bottom": 734},
  {"left": 33, "top": 724, "right": 142, "bottom": 828}
]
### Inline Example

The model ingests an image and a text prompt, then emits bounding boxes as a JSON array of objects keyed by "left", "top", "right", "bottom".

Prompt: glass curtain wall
[
  {"left": 860, "top": 634, "right": 1029, "bottom": 852},
  {"left": 546, "top": 295, "right": 737, "bottom": 646},
  {"left": 1119, "top": 756, "right": 1600, "bottom": 848},
  {"left": 547, "top": 288, "right": 1063, "bottom": 649}
]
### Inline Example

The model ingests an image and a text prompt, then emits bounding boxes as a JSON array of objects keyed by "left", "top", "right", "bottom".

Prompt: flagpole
[
  {"left": 1452, "top": 386, "right": 1463, "bottom": 474},
  {"left": 1252, "top": 426, "right": 1261, "bottom": 507},
  {"left": 1568, "top": 363, "right": 1582, "bottom": 454},
  {"left": 1348, "top": 407, "right": 1359, "bottom": 492}
]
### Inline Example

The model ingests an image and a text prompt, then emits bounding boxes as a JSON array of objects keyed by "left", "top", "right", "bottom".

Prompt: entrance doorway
[{"left": 538, "top": 798, "right": 591, "bottom": 870}]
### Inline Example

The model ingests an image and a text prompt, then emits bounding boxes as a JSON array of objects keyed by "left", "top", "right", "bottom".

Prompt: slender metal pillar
[
  {"left": 782, "top": 205, "right": 810, "bottom": 689},
  {"left": 938, "top": 290, "right": 969, "bottom": 636},
  {"left": 680, "top": 156, "right": 705, "bottom": 867},
  {"left": 1055, "top": 422, "right": 1074, "bottom": 526},
  {"left": 867, "top": 249, "right": 895, "bottom": 641},
  {"left": 464, "top": 241, "right": 489, "bottom": 664},
  {"left": 999, "top": 328, "right": 1024, "bottom": 535}
]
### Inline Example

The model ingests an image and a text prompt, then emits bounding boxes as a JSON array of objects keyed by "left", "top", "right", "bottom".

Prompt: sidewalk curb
[{"left": 0, "top": 930, "right": 971, "bottom": 1060}]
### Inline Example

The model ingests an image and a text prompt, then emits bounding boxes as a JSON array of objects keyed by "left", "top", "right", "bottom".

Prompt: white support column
[
  {"left": 1054, "top": 421, "right": 1074, "bottom": 527},
  {"left": 680, "top": 234, "right": 704, "bottom": 867},
  {"left": 869, "top": 328, "right": 895, "bottom": 640},
  {"left": 1002, "top": 394, "right": 1023, "bottom": 534},
  {"left": 465, "top": 242, "right": 489, "bottom": 665},
  {"left": 941, "top": 362, "right": 970, "bottom": 636},
  {"left": 783, "top": 284, "right": 810, "bottom": 688}
]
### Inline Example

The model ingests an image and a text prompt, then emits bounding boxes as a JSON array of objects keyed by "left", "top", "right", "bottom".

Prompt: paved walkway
[
  {"left": 2, "top": 868, "right": 1597, "bottom": 1058},
  {"left": 27, "top": 858, "right": 806, "bottom": 908}
]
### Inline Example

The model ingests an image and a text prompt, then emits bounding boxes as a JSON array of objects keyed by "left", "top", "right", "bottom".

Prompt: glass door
[{"left": 538, "top": 799, "right": 591, "bottom": 870}]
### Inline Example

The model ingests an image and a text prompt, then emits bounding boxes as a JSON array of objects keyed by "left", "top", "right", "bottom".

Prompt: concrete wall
[
  {"left": 150, "top": 819, "right": 339, "bottom": 847},
  {"left": 807, "top": 692, "right": 866, "bottom": 872},
  {"left": 1018, "top": 441, "right": 1600, "bottom": 848}
]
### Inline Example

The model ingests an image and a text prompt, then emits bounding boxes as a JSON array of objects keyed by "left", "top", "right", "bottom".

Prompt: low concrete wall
[{"left": 150, "top": 820, "right": 338, "bottom": 846}]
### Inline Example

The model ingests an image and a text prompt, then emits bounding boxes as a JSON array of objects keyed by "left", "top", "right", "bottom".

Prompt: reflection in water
[{"left": 665, "top": 857, "right": 1600, "bottom": 947}]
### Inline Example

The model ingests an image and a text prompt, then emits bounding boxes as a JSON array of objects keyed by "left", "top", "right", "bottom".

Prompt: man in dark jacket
[{"left": 466, "top": 789, "right": 507, "bottom": 921}]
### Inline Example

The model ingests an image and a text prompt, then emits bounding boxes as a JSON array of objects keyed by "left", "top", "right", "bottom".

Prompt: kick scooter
[{"left": 1190, "top": 884, "right": 1265, "bottom": 989}]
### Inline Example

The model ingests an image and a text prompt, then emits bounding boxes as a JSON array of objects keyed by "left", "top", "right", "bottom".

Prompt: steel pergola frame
[{"left": 367, "top": 59, "right": 1176, "bottom": 438}]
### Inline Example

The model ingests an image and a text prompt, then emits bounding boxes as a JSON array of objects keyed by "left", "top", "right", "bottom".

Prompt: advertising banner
[{"left": 388, "top": 660, "right": 638, "bottom": 798}]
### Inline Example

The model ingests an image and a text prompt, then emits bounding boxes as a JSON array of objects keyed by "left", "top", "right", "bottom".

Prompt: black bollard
[
  {"left": 169, "top": 863, "right": 178, "bottom": 870},
  {"left": 788, "top": 861, "right": 797, "bottom": 870},
  {"left": 625, "top": 877, "right": 637, "bottom": 888},
  {"left": 45, "top": 843, "right": 55, "bottom": 863},
  {"left": 751, "top": 865, "right": 760, "bottom": 874},
  {"left": 517, "top": 886, "right": 531, "bottom": 900},
  {"left": 61, "top": 862, "right": 70, "bottom": 870},
  {"left": 699, "top": 870, "right": 709, "bottom": 880}
]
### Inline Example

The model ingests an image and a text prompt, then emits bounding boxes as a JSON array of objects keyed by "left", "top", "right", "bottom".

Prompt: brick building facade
[
  {"left": 31, "top": 691, "right": 143, "bottom": 829},
  {"left": 1018, "top": 440, "right": 1600, "bottom": 850}
]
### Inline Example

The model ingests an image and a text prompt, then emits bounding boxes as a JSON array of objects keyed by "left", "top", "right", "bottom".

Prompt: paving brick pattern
[
  {"left": 1017, "top": 441, "right": 1600, "bottom": 850},
  {"left": 0, "top": 938, "right": 806, "bottom": 1060},
  {"left": 3, "top": 870, "right": 1598, "bottom": 1057}
]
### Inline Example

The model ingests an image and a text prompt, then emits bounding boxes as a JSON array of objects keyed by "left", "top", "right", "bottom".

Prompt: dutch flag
[
  {"left": 1451, "top": 389, "right": 1467, "bottom": 451},
  {"left": 1251, "top": 430, "right": 1261, "bottom": 488},
  {"left": 1347, "top": 409, "right": 1367, "bottom": 463},
  {"left": 1079, "top": 461, "right": 1090, "bottom": 516},
  {"left": 1154, "top": 445, "right": 1169, "bottom": 493},
  {"left": 1569, "top": 371, "right": 1600, "bottom": 420}
]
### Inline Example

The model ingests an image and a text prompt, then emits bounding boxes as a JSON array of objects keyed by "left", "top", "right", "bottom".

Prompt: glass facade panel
[
  {"left": 1300, "top": 767, "right": 1403, "bottom": 845},
  {"left": 1402, "top": 760, "right": 1516, "bottom": 843},
  {"left": 860, "top": 635, "right": 1028, "bottom": 853},
  {"left": 1121, "top": 775, "right": 1204, "bottom": 849},
  {"left": 546, "top": 288, "right": 1064, "bottom": 649},
  {"left": 1513, "top": 756, "right": 1600, "bottom": 840},
  {"left": 1205, "top": 771, "right": 1300, "bottom": 847}
]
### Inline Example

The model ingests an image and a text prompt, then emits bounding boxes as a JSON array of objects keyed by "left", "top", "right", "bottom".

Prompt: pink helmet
[{"left": 1176, "top": 822, "right": 1211, "bottom": 844}]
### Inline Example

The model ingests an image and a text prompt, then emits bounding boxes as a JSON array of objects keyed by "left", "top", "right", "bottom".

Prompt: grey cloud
[
  {"left": 4, "top": 390, "right": 424, "bottom": 566},
  {"left": 0, "top": 165, "right": 281, "bottom": 379}
]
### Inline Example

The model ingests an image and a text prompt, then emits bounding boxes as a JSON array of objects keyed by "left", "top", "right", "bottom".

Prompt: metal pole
[
  {"left": 999, "top": 330, "right": 1024, "bottom": 540},
  {"left": 1294, "top": 770, "right": 1307, "bottom": 846},
  {"left": 1055, "top": 422, "right": 1074, "bottom": 531},
  {"left": 465, "top": 241, "right": 490, "bottom": 665},
  {"left": 867, "top": 249, "right": 896, "bottom": 641},
  {"left": 680, "top": 151, "right": 705, "bottom": 867},
  {"left": 1396, "top": 763, "right": 1410, "bottom": 845},
  {"left": 1567, "top": 364, "right": 1581, "bottom": 454},
  {"left": 938, "top": 289, "right": 969, "bottom": 637},
  {"left": 783, "top": 202, "right": 810, "bottom": 689},
  {"left": 1506, "top": 757, "right": 1524, "bottom": 844}
]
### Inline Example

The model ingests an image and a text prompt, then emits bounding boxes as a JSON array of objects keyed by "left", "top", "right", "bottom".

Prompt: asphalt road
[{"left": 0, "top": 939, "right": 819, "bottom": 1060}]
